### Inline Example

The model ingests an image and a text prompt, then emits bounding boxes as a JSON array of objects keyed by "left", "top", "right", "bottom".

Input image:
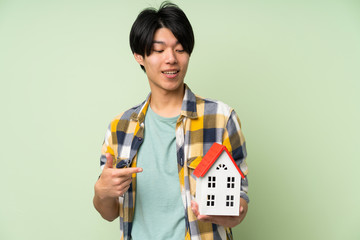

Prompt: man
[{"left": 93, "top": 2, "right": 249, "bottom": 240}]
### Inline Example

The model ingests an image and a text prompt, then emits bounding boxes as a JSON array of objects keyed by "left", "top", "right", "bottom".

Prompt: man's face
[{"left": 134, "top": 28, "right": 190, "bottom": 94}]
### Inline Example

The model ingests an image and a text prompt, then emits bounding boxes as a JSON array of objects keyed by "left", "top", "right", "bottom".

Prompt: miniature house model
[{"left": 194, "top": 143, "right": 245, "bottom": 216}]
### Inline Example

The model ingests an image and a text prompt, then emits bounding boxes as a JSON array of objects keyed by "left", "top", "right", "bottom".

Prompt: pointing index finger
[{"left": 114, "top": 167, "right": 143, "bottom": 177}]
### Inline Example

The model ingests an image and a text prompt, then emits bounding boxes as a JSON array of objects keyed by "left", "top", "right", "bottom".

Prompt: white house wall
[{"left": 196, "top": 151, "right": 241, "bottom": 216}]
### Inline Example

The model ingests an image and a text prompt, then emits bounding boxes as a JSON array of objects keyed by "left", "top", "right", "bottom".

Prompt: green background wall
[{"left": 1, "top": 0, "right": 359, "bottom": 239}]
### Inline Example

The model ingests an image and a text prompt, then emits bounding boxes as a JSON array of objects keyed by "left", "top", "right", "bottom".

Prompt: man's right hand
[
  {"left": 93, "top": 153, "right": 142, "bottom": 221},
  {"left": 95, "top": 153, "right": 143, "bottom": 199}
]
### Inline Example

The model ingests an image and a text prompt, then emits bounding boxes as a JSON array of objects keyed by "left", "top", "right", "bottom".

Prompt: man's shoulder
[
  {"left": 109, "top": 100, "right": 146, "bottom": 124},
  {"left": 194, "top": 94, "right": 234, "bottom": 117}
]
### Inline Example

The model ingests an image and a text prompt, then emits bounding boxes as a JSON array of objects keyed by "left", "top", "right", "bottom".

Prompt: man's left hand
[{"left": 191, "top": 198, "right": 248, "bottom": 228}]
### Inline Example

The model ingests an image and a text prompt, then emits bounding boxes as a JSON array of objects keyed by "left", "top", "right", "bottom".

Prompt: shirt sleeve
[
  {"left": 223, "top": 110, "right": 249, "bottom": 203},
  {"left": 99, "top": 123, "right": 115, "bottom": 170}
]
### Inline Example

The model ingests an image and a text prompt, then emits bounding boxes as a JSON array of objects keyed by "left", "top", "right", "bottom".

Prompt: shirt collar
[
  {"left": 180, "top": 84, "right": 198, "bottom": 119},
  {"left": 130, "top": 84, "right": 198, "bottom": 122}
]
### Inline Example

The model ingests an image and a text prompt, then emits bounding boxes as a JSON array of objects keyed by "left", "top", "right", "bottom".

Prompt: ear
[{"left": 134, "top": 53, "right": 144, "bottom": 66}]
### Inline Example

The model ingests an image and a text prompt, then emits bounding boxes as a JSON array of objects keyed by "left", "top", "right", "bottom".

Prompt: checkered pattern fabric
[{"left": 100, "top": 85, "right": 248, "bottom": 240}]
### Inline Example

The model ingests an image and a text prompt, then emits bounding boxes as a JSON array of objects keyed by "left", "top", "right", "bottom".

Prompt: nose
[{"left": 165, "top": 50, "right": 177, "bottom": 64}]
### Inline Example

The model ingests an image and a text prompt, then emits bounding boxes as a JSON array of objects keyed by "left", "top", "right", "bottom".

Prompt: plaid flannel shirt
[{"left": 100, "top": 85, "right": 248, "bottom": 240}]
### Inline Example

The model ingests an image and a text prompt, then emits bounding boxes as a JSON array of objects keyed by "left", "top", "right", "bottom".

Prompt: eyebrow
[{"left": 152, "top": 40, "right": 180, "bottom": 45}]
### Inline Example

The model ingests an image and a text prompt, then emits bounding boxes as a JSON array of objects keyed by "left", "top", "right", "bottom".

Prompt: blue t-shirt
[{"left": 131, "top": 106, "right": 185, "bottom": 240}]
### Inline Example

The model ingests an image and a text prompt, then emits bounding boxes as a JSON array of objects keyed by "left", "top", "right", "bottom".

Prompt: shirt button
[{"left": 138, "top": 137, "right": 143, "bottom": 141}]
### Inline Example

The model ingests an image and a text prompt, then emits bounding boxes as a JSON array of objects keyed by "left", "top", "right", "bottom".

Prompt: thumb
[
  {"left": 104, "top": 153, "right": 114, "bottom": 168},
  {"left": 191, "top": 200, "right": 200, "bottom": 217}
]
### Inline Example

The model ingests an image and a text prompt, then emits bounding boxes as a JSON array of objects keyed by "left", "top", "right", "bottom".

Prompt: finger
[
  {"left": 112, "top": 175, "right": 132, "bottom": 186},
  {"left": 119, "top": 184, "right": 131, "bottom": 196},
  {"left": 198, "top": 215, "right": 230, "bottom": 226},
  {"left": 197, "top": 214, "right": 213, "bottom": 222},
  {"left": 104, "top": 153, "right": 114, "bottom": 169},
  {"left": 191, "top": 200, "right": 200, "bottom": 217},
  {"left": 112, "top": 167, "right": 143, "bottom": 177},
  {"left": 121, "top": 177, "right": 133, "bottom": 187},
  {"left": 121, "top": 178, "right": 133, "bottom": 190},
  {"left": 197, "top": 214, "right": 240, "bottom": 228},
  {"left": 114, "top": 178, "right": 133, "bottom": 196}
]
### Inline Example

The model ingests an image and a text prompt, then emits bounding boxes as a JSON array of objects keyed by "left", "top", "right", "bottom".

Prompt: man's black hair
[{"left": 129, "top": 2, "right": 195, "bottom": 72}]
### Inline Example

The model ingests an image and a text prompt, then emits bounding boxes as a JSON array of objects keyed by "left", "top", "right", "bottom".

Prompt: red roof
[{"left": 193, "top": 143, "right": 245, "bottom": 179}]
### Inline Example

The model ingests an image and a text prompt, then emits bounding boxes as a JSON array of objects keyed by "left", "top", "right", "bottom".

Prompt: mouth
[{"left": 162, "top": 70, "right": 180, "bottom": 78}]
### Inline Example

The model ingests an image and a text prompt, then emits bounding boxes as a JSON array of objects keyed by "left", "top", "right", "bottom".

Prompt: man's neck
[{"left": 149, "top": 85, "right": 184, "bottom": 118}]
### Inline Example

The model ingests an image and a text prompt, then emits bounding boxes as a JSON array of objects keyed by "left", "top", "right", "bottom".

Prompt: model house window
[
  {"left": 226, "top": 195, "right": 234, "bottom": 207},
  {"left": 227, "top": 177, "right": 235, "bottom": 188},
  {"left": 207, "top": 195, "right": 215, "bottom": 206},
  {"left": 216, "top": 164, "right": 228, "bottom": 170},
  {"left": 207, "top": 176, "right": 216, "bottom": 188}
]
